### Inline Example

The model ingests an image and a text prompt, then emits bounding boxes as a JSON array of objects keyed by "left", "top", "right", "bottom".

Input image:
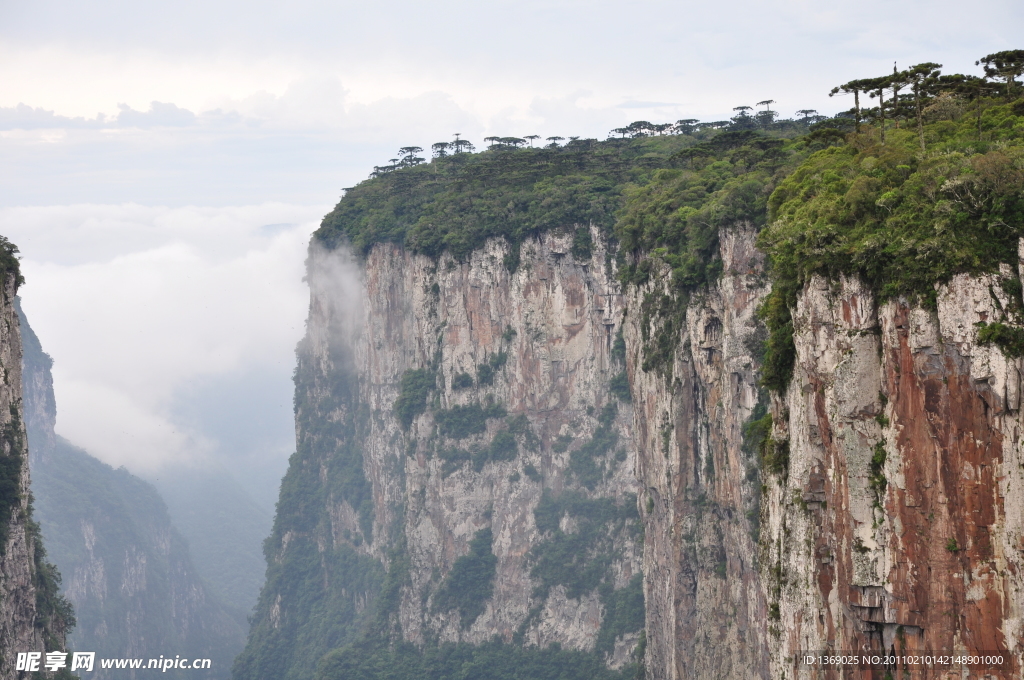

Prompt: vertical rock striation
[
  {"left": 761, "top": 256, "right": 1024, "bottom": 678},
  {"left": 238, "top": 229, "right": 644, "bottom": 679},
  {"left": 623, "top": 223, "right": 772, "bottom": 680},
  {"left": 624, "top": 227, "right": 1024, "bottom": 680}
]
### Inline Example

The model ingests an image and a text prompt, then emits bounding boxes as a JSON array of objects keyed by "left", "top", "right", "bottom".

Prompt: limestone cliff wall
[
  {"left": 762, "top": 258, "right": 1024, "bottom": 678},
  {"left": 258, "top": 220, "right": 1024, "bottom": 680},
  {"left": 302, "top": 228, "right": 642, "bottom": 661},
  {"left": 0, "top": 276, "right": 69, "bottom": 678},
  {"left": 623, "top": 223, "right": 772, "bottom": 680},
  {"left": 624, "top": 227, "right": 1024, "bottom": 680}
]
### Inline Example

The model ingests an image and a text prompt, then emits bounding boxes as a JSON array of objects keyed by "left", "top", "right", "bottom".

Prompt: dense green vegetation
[
  {"left": 0, "top": 235, "right": 24, "bottom": 292},
  {"left": 0, "top": 406, "right": 25, "bottom": 553},
  {"left": 977, "top": 321, "right": 1024, "bottom": 356},
  {"left": 437, "top": 413, "right": 536, "bottom": 474},
  {"left": 395, "top": 368, "right": 436, "bottom": 429},
  {"left": 431, "top": 528, "right": 498, "bottom": 627},
  {"left": 315, "top": 136, "right": 698, "bottom": 265},
  {"left": 434, "top": 401, "right": 508, "bottom": 439},
  {"left": 609, "top": 371, "right": 631, "bottom": 401},
  {"left": 595, "top": 574, "right": 645, "bottom": 656},
  {"left": 758, "top": 56, "right": 1024, "bottom": 390},
  {"left": 235, "top": 335, "right": 381, "bottom": 680}
]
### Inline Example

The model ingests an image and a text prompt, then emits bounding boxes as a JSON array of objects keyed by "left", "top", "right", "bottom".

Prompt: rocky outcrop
[
  {"left": 20, "top": 303, "right": 246, "bottom": 680},
  {"left": 623, "top": 223, "right": 771, "bottom": 679},
  {"left": 238, "top": 228, "right": 643, "bottom": 679},
  {"left": 0, "top": 279, "right": 71, "bottom": 677},
  {"left": 624, "top": 227, "right": 1024, "bottom": 680},
  {"left": 761, "top": 259, "right": 1024, "bottom": 678}
]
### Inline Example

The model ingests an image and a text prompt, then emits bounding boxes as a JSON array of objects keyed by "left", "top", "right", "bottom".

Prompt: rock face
[
  {"left": 238, "top": 229, "right": 643, "bottom": 679},
  {"left": 761, "top": 261, "right": 1024, "bottom": 678},
  {"left": 20, "top": 302, "right": 246, "bottom": 680},
  {"left": 623, "top": 226, "right": 1024, "bottom": 680},
  {"left": 623, "top": 223, "right": 772, "bottom": 680},
  {"left": 243, "top": 220, "right": 1024, "bottom": 680},
  {"left": 0, "top": 281, "right": 71, "bottom": 677}
]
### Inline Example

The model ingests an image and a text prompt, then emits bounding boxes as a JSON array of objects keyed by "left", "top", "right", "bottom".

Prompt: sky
[{"left": 1, "top": 0, "right": 1020, "bottom": 505}]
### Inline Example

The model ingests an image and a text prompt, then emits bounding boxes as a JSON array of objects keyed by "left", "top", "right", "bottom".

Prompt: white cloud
[{"left": 3, "top": 204, "right": 320, "bottom": 475}]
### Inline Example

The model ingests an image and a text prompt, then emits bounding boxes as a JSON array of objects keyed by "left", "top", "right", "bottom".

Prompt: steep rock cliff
[
  {"left": 623, "top": 223, "right": 771, "bottom": 679},
  {"left": 760, "top": 258, "right": 1024, "bottom": 678},
  {"left": 237, "top": 229, "right": 643, "bottom": 679},
  {"left": 623, "top": 232, "right": 1024, "bottom": 680},
  {"left": 0, "top": 266, "right": 73, "bottom": 678},
  {"left": 20, "top": 302, "right": 246, "bottom": 680}
]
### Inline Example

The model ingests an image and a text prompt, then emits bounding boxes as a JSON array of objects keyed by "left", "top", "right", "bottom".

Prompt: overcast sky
[{"left": 1, "top": 0, "right": 1020, "bottom": 503}]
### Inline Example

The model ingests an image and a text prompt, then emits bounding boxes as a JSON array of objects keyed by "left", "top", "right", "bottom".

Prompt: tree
[
  {"left": 829, "top": 78, "right": 878, "bottom": 132},
  {"left": 451, "top": 133, "right": 474, "bottom": 154},
  {"left": 609, "top": 127, "right": 629, "bottom": 139},
  {"left": 730, "top": 106, "right": 756, "bottom": 130},
  {"left": 625, "top": 121, "right": 654, "bottom": 137},
  {"left": 431, "top": 142, "right": 450, "bottom": 158},
  {"left": 396, "top": 147, "right": 424, "bottom": 167},
  {"left": 545, "top": 136, "right": 565, "bottom": 147},
  {"left": 977, "top": 49, "right": 1024, "bottom": 96},
  {"left": 937, "top": 73, "right": 998, "bottom": 141},
  {"left": 524, "top": 135, "right": 540, "bottom": 147},
  {"left": 901, "top": 62, "right": 942, "bottom": 151},
  {"left": 755, "top": 100, "right": 776, "bottom": 128},
  {"left": 674, "top": 119, "right": 698, "bottom": 134},
  {"left": 796, "top": 109, "right": 818, "bottom": 122},
  {"left": 860, "top": 75, "right": 892, "bottom": 143}
]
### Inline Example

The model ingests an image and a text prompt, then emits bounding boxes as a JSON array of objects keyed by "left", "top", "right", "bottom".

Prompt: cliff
[
  {"left": 238, "top": 85, "right": 1024, "bottom": 680},
  {"left": 235, "top": 231, "right": 643, "bottom": 680},
  {"left": 758, "top": 266, "right": 1024, "bottom": 678},
  {"left": 0, "top": 247, "right": 73, "bottom": 678},
  {"left": 623, "top": 224, "right": 771, "bottom": 679},
  {"left": 19, "top": 302, "right": 247, "bottom": 680}
]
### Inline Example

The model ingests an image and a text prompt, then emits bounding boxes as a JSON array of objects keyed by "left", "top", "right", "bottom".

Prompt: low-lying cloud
[{"left": 2, "top": 204, "right": 320, "bottom": 489}]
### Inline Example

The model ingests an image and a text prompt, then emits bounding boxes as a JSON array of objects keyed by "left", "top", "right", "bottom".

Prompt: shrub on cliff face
[
  {"left": 434, "top": 402, "right": 507, "bottom": 439},
  {"left": 394, "top": 368, "right": 436, "bottom": 430},
  {"left": 431, "top": 528, "right": 497, "bottom": 628}
]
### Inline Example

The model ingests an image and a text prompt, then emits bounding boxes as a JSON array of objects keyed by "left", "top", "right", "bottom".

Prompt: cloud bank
[{"left": 2, "top": 204, "right": 319, "bottom": 490}]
